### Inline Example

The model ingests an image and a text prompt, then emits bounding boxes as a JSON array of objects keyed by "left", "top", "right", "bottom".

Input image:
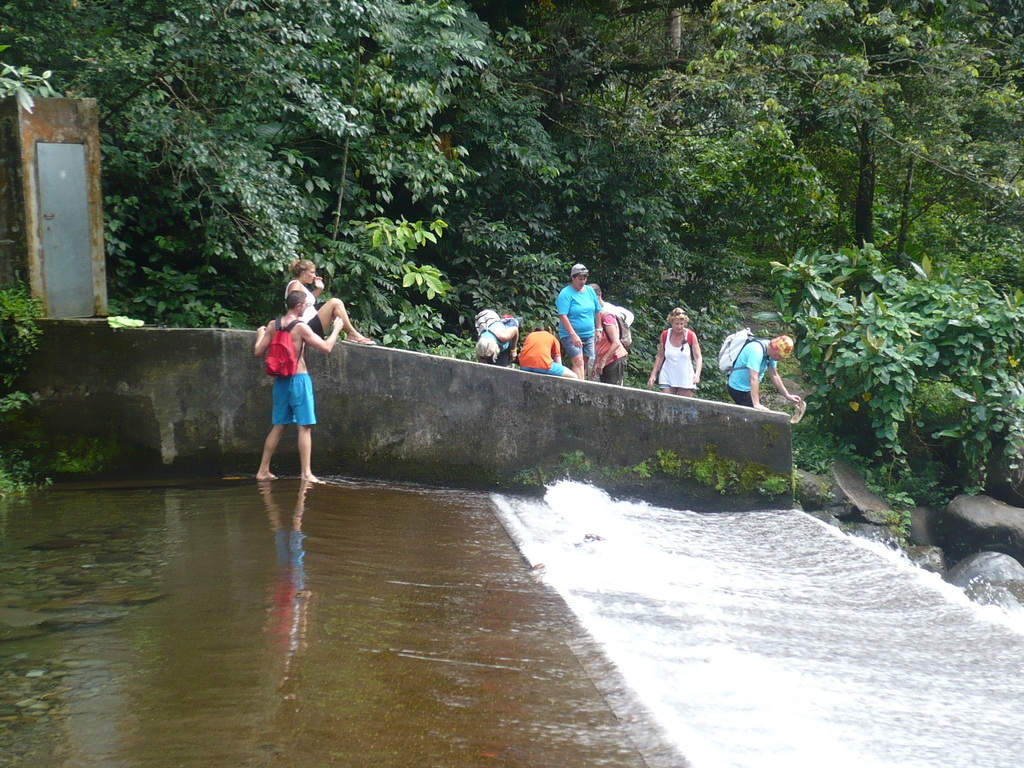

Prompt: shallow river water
[
  {"left": 3, "top": 478, "right": 1024, "bottom": 768},
  {"left": 0, "top": 478, "right": 662, "bottom": 768}
]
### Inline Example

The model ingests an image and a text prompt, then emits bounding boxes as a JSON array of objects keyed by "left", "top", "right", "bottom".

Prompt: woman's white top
[
  {"left": 286, "top": 281, "right": 319, "bottom": 323},
  {"left": 658, "top": 328, "right": 696, "bottom": 389}
]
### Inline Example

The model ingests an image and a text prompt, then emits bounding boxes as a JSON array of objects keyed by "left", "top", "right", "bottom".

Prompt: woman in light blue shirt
[{"left": 555, "top": 263, "right": 601, "bottom": 378}]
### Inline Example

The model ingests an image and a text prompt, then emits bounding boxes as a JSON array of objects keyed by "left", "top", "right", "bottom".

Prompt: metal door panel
[{"left": 37, "top": 142, "right": 93, "bottom": 317}]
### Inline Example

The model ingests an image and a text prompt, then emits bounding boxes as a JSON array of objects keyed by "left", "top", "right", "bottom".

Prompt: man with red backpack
[{"left": 254, "top": 290, "right": 343, "bottom": 482}]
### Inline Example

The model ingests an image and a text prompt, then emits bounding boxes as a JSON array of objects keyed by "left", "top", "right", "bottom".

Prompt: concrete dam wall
[{"left": 18, "top": 320, "right": 793, "bottom": 510}]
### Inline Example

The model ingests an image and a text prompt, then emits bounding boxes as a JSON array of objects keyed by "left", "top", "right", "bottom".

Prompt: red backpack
[{"left": 265, "top": 317, "right": 304, "bottom": 377}]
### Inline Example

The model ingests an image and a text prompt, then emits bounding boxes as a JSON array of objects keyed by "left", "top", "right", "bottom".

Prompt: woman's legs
[
  {"left": 316, "top": 298, "right": 374, "bottom": 343},
  {"left": 660, "top": 386, "right": 694, "bottom": 397}
]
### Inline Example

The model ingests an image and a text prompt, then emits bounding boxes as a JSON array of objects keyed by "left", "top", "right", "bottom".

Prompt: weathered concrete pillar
[{"left": 0, "top": 97, "right": 107, "bottom": 317}]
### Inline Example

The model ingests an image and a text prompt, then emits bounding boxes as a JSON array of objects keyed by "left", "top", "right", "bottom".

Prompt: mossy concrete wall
[{"left": 19, "top": 320, "right": 793, "bottom": 510}]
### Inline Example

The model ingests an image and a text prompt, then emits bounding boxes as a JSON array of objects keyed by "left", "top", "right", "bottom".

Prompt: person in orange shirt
[{"left": 518, "top": 328, "right": 578, "bottom": 378}]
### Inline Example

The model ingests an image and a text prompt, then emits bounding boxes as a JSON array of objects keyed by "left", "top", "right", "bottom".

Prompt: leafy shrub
[
  {"left": 0, "top": 283, "right": 43, "bottom": 493},
  {"left": 0, "top": 55, "right": 57, "bottom": 110},
  {"left": 0, "top": 284, "right": 43, "bottom": 390},
  {"left": 770, "top": 245, "right": 1024, "bottom": 489},
  {"left": 792, "top": 416, "right": 860, "bottom": 476}
]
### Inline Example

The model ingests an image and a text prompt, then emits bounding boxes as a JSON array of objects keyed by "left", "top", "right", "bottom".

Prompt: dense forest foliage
[{"left": 3, "top": 0, "right": 1024, "bottom": 507}]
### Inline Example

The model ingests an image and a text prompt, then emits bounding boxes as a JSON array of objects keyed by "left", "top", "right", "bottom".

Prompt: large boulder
[
  {"left": 941, "top": 494, "right": 1024, "bottom": 563},
  {"left": 944, "top": 551, "right": 1024, "bottom": 588},
  {"left": 827, "top": 461, "right": 891, "bottom": 524},
  {"left": 985, "top": 439, "right": 1024, "bottom": 507},
  {"left": 905, "top": 546, "right": 946, "bottom": 574},
  {"left": 944, "top": 551, "right": 1024, "bottom": 612},
  {"left": 961, "top": 582, "right": 1024, "bottom": 613},
  {"left": 794, "top": 468, "right": 832, "bottom": 511}
]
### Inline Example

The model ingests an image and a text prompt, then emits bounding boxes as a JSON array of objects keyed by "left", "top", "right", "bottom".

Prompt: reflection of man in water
[{"left": 260, "top": 480, "right": 311, "bottom": 696}]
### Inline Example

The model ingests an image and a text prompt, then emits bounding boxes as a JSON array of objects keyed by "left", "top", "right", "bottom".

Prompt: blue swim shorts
[
  {"left": 272, "top": 373, "right": 316, "bottom": 426},
  {"left": 521, "top": 362, "right": 567, "bottom": 377}
]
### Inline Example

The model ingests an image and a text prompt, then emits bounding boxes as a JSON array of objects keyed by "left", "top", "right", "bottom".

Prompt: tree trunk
[
  {"left": 896, "top": 156, "right": 915, "bottom": 260},
  {"left": 667, "top": 9, "right": 681, "bottom": 56},
  {"left": 855, "top": 120, "right": 875, "bottom": 247}
]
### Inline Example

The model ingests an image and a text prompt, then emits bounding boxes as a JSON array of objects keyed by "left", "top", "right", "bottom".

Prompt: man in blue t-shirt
[
  {"left": 555, "top": 263, "right": 602, "bottom": 379},
  {"left": 727, "top": 335, "right": 802, "bottom": 411}
]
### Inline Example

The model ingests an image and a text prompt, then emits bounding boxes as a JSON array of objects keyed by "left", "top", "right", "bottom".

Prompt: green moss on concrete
[
  {"left": 656, "top": 449, "right": 683, "bottom": 476},
  {"left": 49, "top": 436, "right": 121, "bottom": 475},
  {"left": 514, "top": 445, "right": 791, "bottom": 502},
  {"left": 4, "top": 412, "right": 122, "bottom": 477},
  {"left": 683, "top": 444, "right": 790, "bottom": 498}
]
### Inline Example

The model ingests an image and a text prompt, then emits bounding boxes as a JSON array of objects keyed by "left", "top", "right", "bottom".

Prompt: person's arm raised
[
  {"left": 254, "top": 320, "right": 273, "bottom": 357},
  {"left": 301, "top": 317, "right": 344, "bottom": 354}
]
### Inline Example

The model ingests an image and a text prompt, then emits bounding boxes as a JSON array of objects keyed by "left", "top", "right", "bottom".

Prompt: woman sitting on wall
[{"left": 286, "top": 259, "right": 376, "bottom": 344}]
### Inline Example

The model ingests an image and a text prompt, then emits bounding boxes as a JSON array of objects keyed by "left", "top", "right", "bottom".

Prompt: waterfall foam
[{"left": 493, "top": 481, "right": 1024, "bottom": 768}]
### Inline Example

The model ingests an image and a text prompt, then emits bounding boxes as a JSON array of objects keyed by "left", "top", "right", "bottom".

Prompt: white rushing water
[{"left": 492, "top": 482, "right": 1024, "bottom": 768}]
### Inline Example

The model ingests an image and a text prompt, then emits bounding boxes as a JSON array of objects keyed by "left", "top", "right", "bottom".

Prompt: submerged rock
[
  {"left": 38, "top": 606, "right": 130, "bottom": 631},
  {"left": 0, "top": 607, "right": 50, "bottom": 628},
  {"left": 0, "top": 625, "right": 46, "bottom": 643},
  {"left": 905, "top": 546, "right": 946, "bottom": 575},
  {"left": 25, "top": 538, "right": 91, "bottom": 551}
]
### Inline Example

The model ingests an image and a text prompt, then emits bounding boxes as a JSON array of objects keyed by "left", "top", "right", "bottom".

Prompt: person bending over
[
  {"left": 727, "top": 334, "right": 801, "bottom": 411},
  {"left": 474, "top": 309, "right": 520, "bottom": 366},
  {"left": 518, "top": 328, "right": 578, "bottom": 378}
]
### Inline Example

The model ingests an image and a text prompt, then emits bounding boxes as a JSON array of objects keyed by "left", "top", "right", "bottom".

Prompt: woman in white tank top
[
  {"left": 285, "top": 259, "right": 376, "bottom": 344},
  {"left": 648, "top": 307, "right": 703, "bottom": 396}
]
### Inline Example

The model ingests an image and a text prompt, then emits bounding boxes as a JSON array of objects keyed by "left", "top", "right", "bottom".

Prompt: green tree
[
  {"left": 0, "top": 48, "right": 57, "bottom": 109},
  {"left": 3, "top": 0, "right": 485, "bottom": 330},
  {"left": 683, "top": 0, "right": 1024, "bottom": 262}
]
